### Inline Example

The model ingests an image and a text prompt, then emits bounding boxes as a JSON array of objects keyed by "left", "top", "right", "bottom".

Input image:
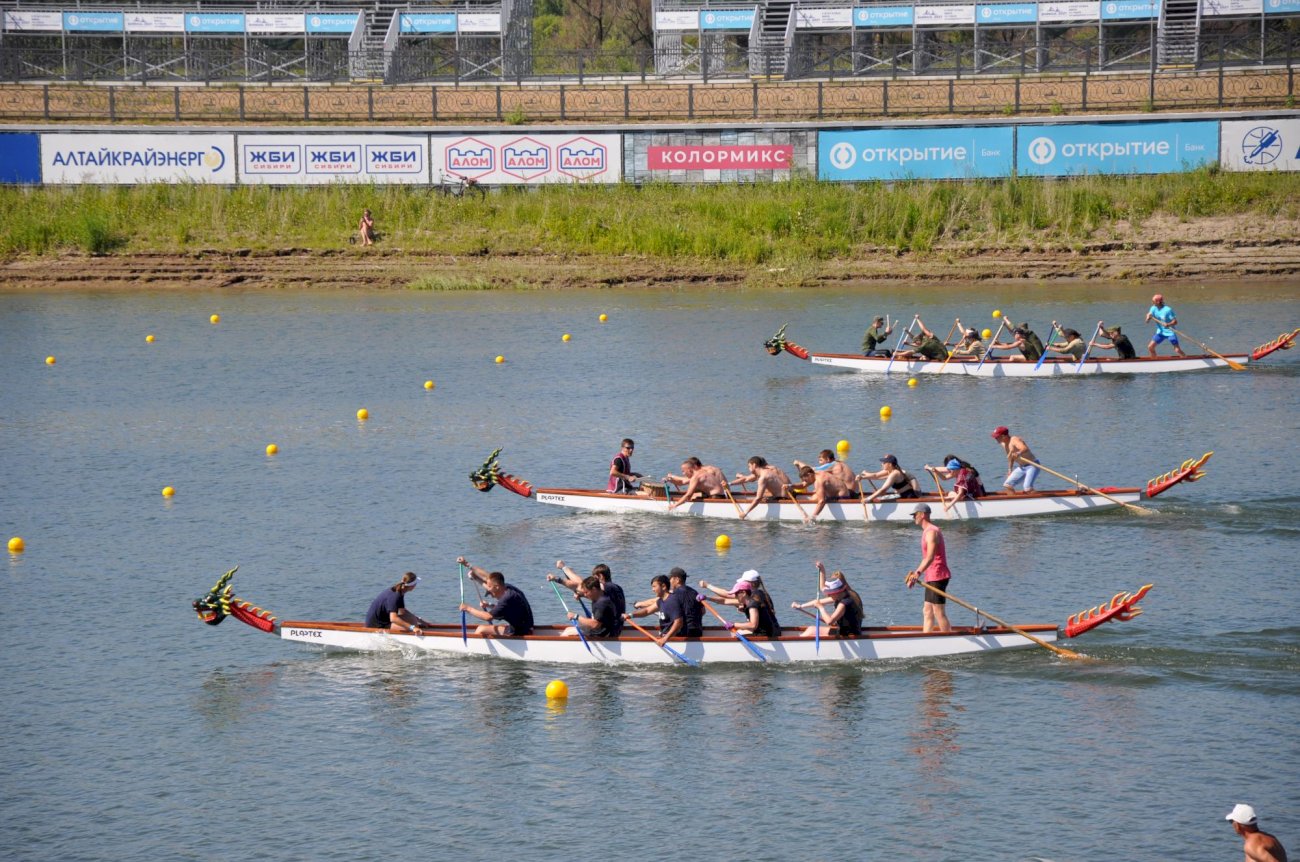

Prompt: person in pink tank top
[{"left": 904, "top": 504, "right": 953, "bottom": 632}]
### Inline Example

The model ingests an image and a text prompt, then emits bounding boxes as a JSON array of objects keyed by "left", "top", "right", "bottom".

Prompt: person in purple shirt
[{"left": 364, "top": 571, "right": 431, "bottom": 632}]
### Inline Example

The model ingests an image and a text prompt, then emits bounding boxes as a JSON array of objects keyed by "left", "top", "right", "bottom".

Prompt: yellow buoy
[
  {"left": 562, "top": 333, "right": 571, "bottom": 342},
  {"left": 599, "top": 314, "right": 608, "bottom": 323},
  {"left": 162, "top": 486, "right": 175, "bottom": 497},
  {"left": 145, "top": 334, "right": 155, "bottom": 343},
  {"left": 992, "top": 309, "right": 1002, "bottom": 319},
  {"left": 356, "top": 408, "right": 369, "bottom": 421},
  {"left": 424, "top": 380, "right": 435, "bottom": 390},
  {"left": 210, "top": 314, "right": 220, "bottom": 325},
  {"left": 266, "top": 444, "right": 278, "bottom": 456},
  {"left": 715, "top": 534, "right": 731, "bottom": 550},
  {"left": 880, "top": 406, "right": 892, "bottom": 419},
  {"left": 836, "top": 439, "right": 851, "bottom": 455},
  {"left": 45, "top": 355, "right": 56, "bottom": 365},
  {"left": 981, "top": 328, "right": 992, "bottom": 339},
  {"left": 545, "top": 679, "right": 569, "bottom": 699},
  {"left": 495, "top": 355, "right": 505, "bottom": 364},
  {"left": 907, "top": 378, "right": 918, "bottom": 388},
  {"left": 8, "top": 537, "right": 24, "bottom": 553}
]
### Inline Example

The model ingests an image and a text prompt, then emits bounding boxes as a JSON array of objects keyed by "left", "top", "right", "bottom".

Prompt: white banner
[
  {"left": 431, "top": 134, "right": 622, "bottom": 185},
  {"left": 1220, "top": 120, "right": 1300, "bottom": 172},
  {"left": 4, "top": 11, "right": 62, "bottom": 31},
  {"left": 125, "top": 12, "right": 185, "bottom": 33},
  {"left": 915, "top": 4, "right": 977, "bottom": 23},
  {"left": 246, "top": 13, "right": 304, "bottom": 33},
  {"left": 655, "top": 10, "right": 699, "bottom": 30},
  {"left": 1200, "top": 0, "right": 1262, "bottom": 14},
  {"left": 458, "top": 13, "right": 502, "bottom": 32},
  {"left": 42, "top": 133, "right": 236, "bottom": 184},
  {"left": 796, "top": 7, "right": 854, "bottom": 27},
  {"left": 238, "top": 135, "right": 428, "bottom": 184},
  {"left": 1038, "top": 1, "right": 1101, "bottom": 19}
]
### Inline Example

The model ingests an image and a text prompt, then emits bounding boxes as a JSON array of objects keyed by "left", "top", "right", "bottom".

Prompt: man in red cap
[
  {"left": 992, "top": 426, "right": 1039, "bottom": 493},
  {"left": 1144, "top": 293, "right": 1186, "bottom": 357}
]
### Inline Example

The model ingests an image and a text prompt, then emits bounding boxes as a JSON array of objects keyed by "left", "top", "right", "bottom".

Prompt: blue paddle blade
[
  {"left": 734, "top": 631, "right": 767, "bottom": 662},
  {"left": 460, "top": 610, "right": 467, "bottom": 645},
  {"left": 550, "top": 580, "right": 592, "bottom": 654},
  {"left": 815, "top": 614, "right": 820, "bottom": 655},
  {"left": 664, "top": 644, "right": 698, "bottom": 667}
]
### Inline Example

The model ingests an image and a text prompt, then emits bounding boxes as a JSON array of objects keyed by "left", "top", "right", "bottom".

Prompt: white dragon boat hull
[
  {"left": 532, "top": 487, "right": 1142, "bottom": 522},
  {"left": 278, "top": 622, "right": 1059, "bottom": 664},
  {"left": 808, "top": 352, "right": 1247, "bottom": 376}
]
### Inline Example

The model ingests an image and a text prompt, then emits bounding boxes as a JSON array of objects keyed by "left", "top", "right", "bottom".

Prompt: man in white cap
[
  {"left": 904, "top": 504, "right": 952, "bottom": 632},
  {"left": 1145, "top": 293, "right": 1186, "bottom": 357},
  {"left": 1226, "top": 804, "right": 1287, "bottom": 862}
]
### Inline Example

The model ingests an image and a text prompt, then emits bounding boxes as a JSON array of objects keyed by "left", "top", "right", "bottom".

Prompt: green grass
[{"left": 1, "top": 169, "right": 1296, "bottom": 260}]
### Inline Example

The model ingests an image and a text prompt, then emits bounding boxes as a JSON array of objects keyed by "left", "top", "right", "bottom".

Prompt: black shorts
[
  {"left": 923, "top": 579, "right": 949, "bottom": 604},
  {"left": 898, "top": 489, "right": 920, "bottom": 499}
]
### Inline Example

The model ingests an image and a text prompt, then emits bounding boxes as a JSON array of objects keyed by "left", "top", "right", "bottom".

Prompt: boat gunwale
[
  {"left": 808, "top": 351, "right": 1248, "bottom": 364},
  {"left": 532, "top": 487, "right": 1140, "bottom": 502}
]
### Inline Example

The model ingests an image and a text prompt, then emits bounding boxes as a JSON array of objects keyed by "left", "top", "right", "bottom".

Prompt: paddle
[
  {"left": 721, "top": 479, "right": 745, "bottom": 520},
  {"left": 909, "top": 577, "right": 1085, "bottom": 660},
  {"left": 936, "top": 318, "right": 963, "bottom": 373},
  {"left": 699, "top": 598, "right": 767, "bottom": 662},
  {"left": 813, "top": 565, "right": 822, "bottom": 654},
  {"left": 1075, "top": 320, "right": 1105, "bottom": 371},
  {"left": 883, "top": 314, "right": 919, "bottom": 374},
  {"left": 550, "top": 579, "right": 592, "bottom": 654},
  {"left": 975, "top": 317, "right": 1008, "bottom": 372},
  {"left": 788, "top": 488, "right": 811, "bottom": 525},
  {"left": 925, "top": 466, "right": 952, "bottom": 514},
  {"left": 858, "top": 479, "right": 870, "bottom": 521},
  {"left": 459, "top": 561, "right": 468, "bottom": 645},
  {"left": 1020, "top": 457, "right": 1155, "bottom": 516},
  {"left": 1034, "top": 322, "right": 1059, "bottom": 371},
  {"left": 1168, "top": 326, "right": 1247, "bottom": 371},
  {"left": 623, "top": 616, "right": 699, "bottom": 666}
]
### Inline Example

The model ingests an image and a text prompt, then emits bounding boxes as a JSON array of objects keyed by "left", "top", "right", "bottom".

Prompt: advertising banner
[
  {"left": 4, "top": 11, "right": 63, "bottom": 31},
  {"left": 655, "top": 11, "right": 699, "bottom": 30},
  {"left": 819, "top": 127, "right": 1015, "bottom": 180},
  {"left": 458, "top": 13, "right": 501, "bottom": 32},
  {"left": 648, "top": 145, "right": 794, "bottom": 170},
  {"left": 238, "top": 135, "right": 428, "bottom": 184},
  {"left": 978, "top": 3, "right": 1040, "bottom": 24},
  {"left": 42, "top": 133, "right": 236, "bottom": 184},
  {"left": 1017, "top": 121, "right": 1217, "bottom": 175},
  {"left": 1200, "top": 0, "right": 1262, "bottom": 14},
  {"left": 64, "top": 12, "right": 124, "bottom": 32},
  {"left": 0, "top": 133, "right": 41, "bottom": 184},
  {"left": 916, "top": 4, "right": 977, "bottom": 24},
  {"left": 399, "top": 13, "right": 456, "bottom": 33},
  {"left": 1100, "top": 0, "right": 1158, "bottom": 18},
  {"left": 1265, "top": 0, "right": 1300, "bottom": 13},
  {"left": 854, "top": 6, "right": 916, "bottom": 26},
  {"left": 186, "top": 13, "right": 245, "bottom": 33},
  {"left": 700, "top": 9, "right": 756, "bottom": 29},
  {"left": 796, "top": 7, "right": 854, "bottom": 27},
  {"left": 246, "top": 13, "right": 305, "bottom": 34},
  {"left": 125, "top": 13, "right": 186, "bottom": 33},
  {"left": 1038, "top": 1, "right": 1101, "bottom": 19},
  {"left": 431, "top": 134, "right": 621, "bottom": 184},
  {"left": 1221, "top": 120, "right": 1300, "bottom": 172},
  {"left": 306, "top": 13, "right": 361, "bottom": 35}
]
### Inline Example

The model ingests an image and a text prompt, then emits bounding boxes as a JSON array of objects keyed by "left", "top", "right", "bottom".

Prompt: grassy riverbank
[{"left": 3, "top": 170, "right": 1298, "bottom": 268}]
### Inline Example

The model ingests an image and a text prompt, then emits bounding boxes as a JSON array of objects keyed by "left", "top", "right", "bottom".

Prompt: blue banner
[
  {"left": 978, "top": 3, "right": 1040, "bottom": 23},
  {"left": 399, "top": 13, "right": 457, "bottom": 33},
  {"left": 699, "top": 9, "right": 756, "bottom": 29},
  {"left": 305, "top": 13, "right": 359, "bottom": 35},
  {"left": 1265, "top": 0, "right": 1300, "bottom": 12},
  {"left": 186, "top": 13, "right": 245, "bottom": 33},
  {"left": 854, "top": 6, "right": 916, "bottom": 26},
  {"left": 63, "top": 11, "right": 123, "bottom": 32},
  {"left": 0, "top": 133, "right": 41, "bottom": 183},
  {"left": 1017, "top": 121, "right": 1219, "bottom": 176},
  {"left": 819, "top": 127, "right": 1015, "bottom": 180},
  {"left": 1100, "top": 0, "right": 1157, "bottom": 18}
]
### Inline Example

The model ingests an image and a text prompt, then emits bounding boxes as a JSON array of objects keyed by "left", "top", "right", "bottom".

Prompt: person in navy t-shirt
[
  {"left": 562, "top": 575, "right": 623, "bottom": 639},
  {"left": 551, "top": 560, "right": 625, "bottom": 618},
  {"left": 364, "top": 572, "right": 431, "bottom": 632},
  {"left": 458, "top": 557, "right": 534, "bottom": 636}
]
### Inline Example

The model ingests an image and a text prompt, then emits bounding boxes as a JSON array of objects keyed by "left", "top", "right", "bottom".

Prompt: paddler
[
  {"left": 1145, "top": 293, "right": 1186, "bottom": 357},
  {"left": 859, "top": 454, "right": 921, "bottom": 503},
  {"left": 987, "top": 323, "right": 1044, "bottom": 362},
  {"left": 458, "top": 557, "right": 535, "bottom": 636},
  {"left": 1094, "top": 322, "right": 1137, "bottom": 359},
  {"left": 892, "top": 320, "right": 948, "bottom": 361},
  {"left": 794, "top": 448, "right": 857, "bottom": 489},
  {"left": 627, "top": 574, "right": 679, "bottom": 644},
  {"left": 560, "top": 575, "right": 623, "bottom": 639},
  {"left": 904, "top": 505, "right": 953, "bottom": 633},
  {"left": 1044, "top": 327, "right": 1086, "bottom": 360},
  {"left": 662, "top": 457, "right": 729, "bottom": 510},
  {"left": 608, "top": 438, "right": 642, "bottom": 494},
  {"left": 861, "top": 315, "right": 895, "bottom": 356},
  {"left": 949, "top": 328, "right": 985, "bottom": 358},
  {"left": 795, "top": 464, "right": 854, "bottom": 522},
  {"left": 732, "top": 456, "right": 794, "bottom": 519},
  {"left": 551, "top": 560, "right": 626, "bottom": 618},
  {"left": 364, "top": 571, "right": 432, "bottom": 633},
  {"left": 991, "top": 426, "right": 1039, "bottom": 493},
  {"left": 699, "top": 571, "right": 782, "bottom": 638},
  {"left": 792, "top": 561, "right": 864, "bottom": 638}
]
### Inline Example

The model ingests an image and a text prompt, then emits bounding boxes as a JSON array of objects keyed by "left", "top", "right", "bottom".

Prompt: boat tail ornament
[
  {"left": 1251, "top": 328, "right": 1299, "bottom": 361},
  {"left": 469, "top": 447, "right": 534, "bottom": 498},
  {"left": 192, "top": 566, "right": 278, "bottom": 633},
  {"left": 1063, "top": 584, "right": 1153, "bottom": 638},
  {"left": 1145, "top": 451, "right": 1212, "bottom": 499},
  {"left": 764, "top": 323, "right": 810, "bottom": 360}
]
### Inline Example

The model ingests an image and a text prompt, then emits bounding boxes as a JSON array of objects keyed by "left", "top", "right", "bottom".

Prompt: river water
[{"left": 1, "top": 282, "right": 1297, "bottom": 861}]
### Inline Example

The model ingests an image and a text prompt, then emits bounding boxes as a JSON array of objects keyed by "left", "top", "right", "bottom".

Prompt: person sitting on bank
[
  {"left": 794, "top": 449, "right": 857, "bottom": 489},
  {"left": 1045, "top": 327, "right": 1086, "bottom": 360},
  {"left": 358, "top": 208, "right": 375, "bottom": 246},
  {"left": 561, "top": 574, "right": 623, "bottom": 639},
  {"left": 732, "top": 456, "right": 794, "bottom": 519},
  {"left": 699, "top": 572, "right": 781, "bottom": 638},
  {"left": 924, "top": 455, "right": 986, "bottom": 503},
  {"left": 861, "top": 316, "right": 895, "bottom": 356},
  {"left": 988, "top": 323, "right": 1044, "bottom": 363},
  {"left": 1094, "top": 323, "right": 1138, "bottom": 359},
  {"left": 662, "top": 457, "right": 728, "bottom": 510},
  {"left": 551, "top": 560, "right": 625, "bottom": 618},
  {"left": 792, "top": 561, "right": 864, "bottom": 638},
  {"left": 457, "top": 556, "right": 534, "bottom": 636},
  {"left": 892, "top": 320, "right": 948, "bottom": 361},
  {"left": 364, "top": 571, "right": 431, "bottom": 633},
  {"left": 950, "top": 328, "right": 985, "bottom": 358},
  {"left": 795, "top": 464, "right": 854, "bottom": 523},
  {"left": 860, "top": 454, "right": 921, "bottom": 503}
]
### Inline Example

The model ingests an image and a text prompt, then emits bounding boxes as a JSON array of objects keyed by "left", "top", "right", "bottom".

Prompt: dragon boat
[
  {"left": 194, "top": 568, "right": 1153, "bottom": 666},
  {"left": 468, "top": 449, "right": 1211, "bottom": 523},
  {"left": 764, "top": 325, "right": 1299, "bottom": 377}
]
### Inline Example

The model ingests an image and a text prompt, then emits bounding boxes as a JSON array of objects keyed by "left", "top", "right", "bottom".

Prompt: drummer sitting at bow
[
  {"left": 458, "top": 556, "right": 535, "bottom": 636},
  {"left": 365, "top": 571, "right": 432, "bottom": 633},
  {"left": 561, "top": 575, "right": 623, "bottom": 639}
]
